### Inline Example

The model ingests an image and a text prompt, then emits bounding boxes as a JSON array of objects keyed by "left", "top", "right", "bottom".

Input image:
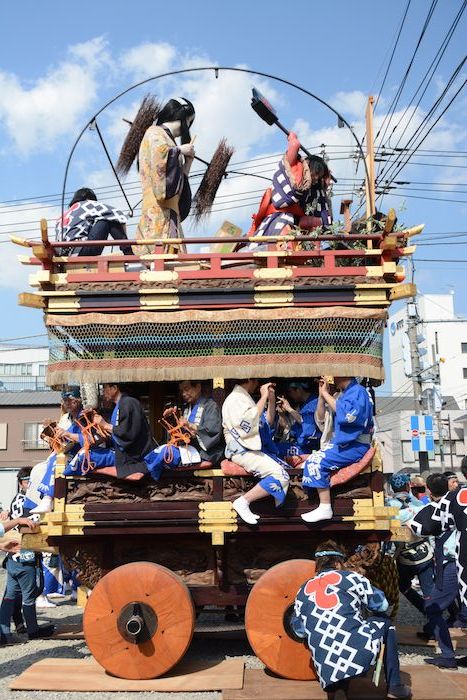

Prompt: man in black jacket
[{"left": 96, "top": 384, "right": 155, "bottom": 478}]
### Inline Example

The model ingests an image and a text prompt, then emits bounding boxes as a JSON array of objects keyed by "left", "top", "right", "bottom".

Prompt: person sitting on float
[
  {"left": 92, "top": 383, "right": 157, "bottom": 480},
  {"left": 314, "top": 376, "right": 340, "bottom": 447},
  {"left": 144, "top": 380, "right": 224, "bottom": 480},
  {"left": 300, "top": 376, "right": 373, "bottom": 523},
  {"left": 292, "top": 539, "right": 410, "bottom": 700},
  {"left": 244, "top": 132, "right": 333, "bottom": 251},
  {"left": 274, "top": 380, "right": 322, "bottom": 458},
  {"left": 24, "top": 387, "right": 114, "bottom": 513},
  {"left": 55, "top": 188, "right": 132, "bottom": 257},
  {"left": 222, "top": 379, "right": 290, "bottom": 525}
]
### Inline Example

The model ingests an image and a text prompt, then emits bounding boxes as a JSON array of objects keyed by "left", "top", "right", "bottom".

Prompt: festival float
[{"left": 11, "top": 67, "right": 422, "bottom": 681}]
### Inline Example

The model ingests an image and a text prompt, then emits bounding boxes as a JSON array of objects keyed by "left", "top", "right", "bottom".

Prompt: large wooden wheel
[
  {"left": 83, "top": 562, "right": 195, "bottom": 679},
  {"left": 245, "top": 559, "right": 317, "bottom": 681}
]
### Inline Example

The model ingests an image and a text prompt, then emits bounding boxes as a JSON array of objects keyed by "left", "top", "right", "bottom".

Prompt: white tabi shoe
[
  {"left": 301, "top": 504, "right": 333, "bottom": 523},
  {"left": 30, "top": 496, "right": 53, "bottom": 514},
  {"left": 232, "top": 497, "right": 260, "bottom": 525},
  {"left": 35, "top": 595, "right": 57, "bottom": 609}
]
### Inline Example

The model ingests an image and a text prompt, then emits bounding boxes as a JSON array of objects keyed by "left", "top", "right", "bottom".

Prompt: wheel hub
[{"left": 117, "top": 602, "right": 158, "bottom": 644}]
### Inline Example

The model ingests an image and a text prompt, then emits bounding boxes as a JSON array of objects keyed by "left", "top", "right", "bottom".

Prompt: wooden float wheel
[
  {"left": 83, "top": 562, "right": 195, "bottom": 680},
  {"left": 245, "top": 559, "right": 317, "bottom": 681}
]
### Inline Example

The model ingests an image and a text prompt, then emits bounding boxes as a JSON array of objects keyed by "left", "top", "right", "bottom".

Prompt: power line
[
  {"left": 372, "top": 0, "right": 412, "bottom": 116},
  {"left": 377, "top": 58, "right": 467, "bottom": 191},
  {"left": 375, "top": 0, "right": 438, "bottom": 157},
  {"left": 381, "top": 0, "right": 466, "bottom": 160},
  {"left": 416, "top": 258, "right": 467, "bottom": 262}
]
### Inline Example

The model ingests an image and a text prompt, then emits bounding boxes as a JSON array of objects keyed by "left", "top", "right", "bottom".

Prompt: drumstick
[{"left": 372, "top": 642, "right": 385, "bottom": 686}]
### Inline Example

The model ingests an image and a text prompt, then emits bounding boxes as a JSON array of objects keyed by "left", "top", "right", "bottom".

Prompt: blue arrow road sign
[{"left": 410, "top": 415, "right": 434, "bottom": 452}]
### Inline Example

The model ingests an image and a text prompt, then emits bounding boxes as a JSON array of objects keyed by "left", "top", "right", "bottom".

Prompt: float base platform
[{"left": 10, "top": 657, "right": 244, "bottom": 692}]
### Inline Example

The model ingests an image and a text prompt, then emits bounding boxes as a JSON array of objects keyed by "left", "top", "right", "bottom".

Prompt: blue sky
[{"left": 0, "top": 0, "right": 466, "bottom": 393}]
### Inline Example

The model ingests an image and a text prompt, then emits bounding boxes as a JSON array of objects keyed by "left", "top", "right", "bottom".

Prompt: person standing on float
[{"left": 136, "top": 98, "right": 196, "bottom": 254}]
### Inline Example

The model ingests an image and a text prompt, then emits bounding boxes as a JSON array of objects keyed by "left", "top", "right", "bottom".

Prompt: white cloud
[
  {"left": 0, "top": 37, "right": 111, "bottom": 154},
  {"left": 120, "top": 42, "right": 177, "bottom": 82},
  {"left": 330, "top": 90, "right": 369, "bottom": 118}
]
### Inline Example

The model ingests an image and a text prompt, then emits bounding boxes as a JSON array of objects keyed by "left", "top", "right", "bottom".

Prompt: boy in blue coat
[{"left": 301, "top": 377, "right": 373, "bottom": 523}]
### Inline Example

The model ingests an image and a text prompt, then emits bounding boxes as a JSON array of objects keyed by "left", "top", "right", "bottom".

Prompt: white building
[
  {"left": 0, "top": 345, "right": 49, "bottom": 392},
  {"left": 388, "top": 293, "right": 467, "bottom": 410},
  {"left": 375, "top": 395, "right": 465, "bottom": 474}
]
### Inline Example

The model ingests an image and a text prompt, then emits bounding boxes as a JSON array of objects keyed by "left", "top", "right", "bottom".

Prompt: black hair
[
  {"left": 315, "top": 539, "right": 346, "bottom": 573},
  {"left": 443, "top": 471, "right": 457, "bottom": 478},
  {"left": 426, "top": 473, "right": 449, "bottom": 498},
  {"left": 17, "top": 467, "right": 31, "bottom": 481},
  {"left": 156, "top": 98, "right": 195, "bottom": 144},
  {"left": 69, "top": 188, "right": 97, "bottom": 207},
  {"left": 307, "top": 155, "right": 327, "bottom": 180}
]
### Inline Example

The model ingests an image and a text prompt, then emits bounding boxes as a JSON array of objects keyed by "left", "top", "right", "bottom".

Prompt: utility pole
[
  {"left": 447, "top": 415, "right": 454, "bottom": 469},
  {"left": 365, "top": 96, "right": 376, "bottom": 224},
  {"left": 432, "top": 338, "right": 445, "bottom": 470},
  {"left": 406, "top": 296, "right": 430, "bottom": 472}
]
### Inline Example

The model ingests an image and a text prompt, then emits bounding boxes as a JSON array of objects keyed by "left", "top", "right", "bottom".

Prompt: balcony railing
[
  {"left": 0, "top": 377, "right": 48, "bottom": 392},
  {"left": 21, "top": 439, "right": 49, "bottom": 450}
]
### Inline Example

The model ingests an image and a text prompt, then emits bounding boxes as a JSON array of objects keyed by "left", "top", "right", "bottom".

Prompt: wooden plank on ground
[
  {"left": 222, "top": 666, "right": 466, "bottom": 700},
  {"left": 10, "top": 656, "right": 244, "bottom": 692},
  {"left": 51, "top": 623, "right": 84, "bottom": 640},
  {"left": 445, "top": 673, "right": 467, "bottom": 695}
]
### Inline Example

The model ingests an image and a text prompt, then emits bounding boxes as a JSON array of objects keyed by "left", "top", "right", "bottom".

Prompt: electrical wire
[
  {"left": 377, "top": 58, "right": 467, "bottom": 192},
  {"left": 381, "top": 0, "right": 466, "bottom": 160},
  {"left": 375, "top": 0, "right": 439, "bottom": 155}
]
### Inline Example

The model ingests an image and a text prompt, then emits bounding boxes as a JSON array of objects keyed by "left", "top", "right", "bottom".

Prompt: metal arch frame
[{"left": 60, "top": 66, "right": 372, "bottom": 228}]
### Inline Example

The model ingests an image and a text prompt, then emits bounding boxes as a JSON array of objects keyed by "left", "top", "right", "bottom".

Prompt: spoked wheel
[
  {"left": 245, "top": 559, "right": 317, "bottom": 680},
  {"left": 83, "top": 562, "right": 195, "bottom": 679}
]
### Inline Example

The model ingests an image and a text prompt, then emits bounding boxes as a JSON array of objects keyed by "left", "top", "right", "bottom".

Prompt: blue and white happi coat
[
  {"left": 144, "top": 401, "right": 205, "bottom": 481},
  {"left": 275, "top": 396, "right": 322, "bottom": 458},
  {"left": 302, "top": 380, "right": 373, "bottom": 490},
  {"left": 222, "top": 385, "right": 289, "bottom": 505},
  {"left": 293, "top": 569, "right": 389, "bottom": 688},
  {"left": 23, "top": 414, "right": 114, "bottom": 509}
]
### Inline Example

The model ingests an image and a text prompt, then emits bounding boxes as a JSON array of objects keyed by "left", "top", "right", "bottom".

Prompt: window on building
[
  {"left": 38, "top": 364, "right": 47, "bottom": 376},
  {"left": 0, "top": 423, "right": 7, "bottom": 450},
  {"left": 0, "top": 363, "right": 33, "bottom": 376},
  {"left": 23, "top": 423, "right": 47, "bottom": 450},
  {"left": 462, "top": 343, "right": 467, "bottom": 353},
  {"left": 463, "top": 368, "right": 467, "bottom": 379}
]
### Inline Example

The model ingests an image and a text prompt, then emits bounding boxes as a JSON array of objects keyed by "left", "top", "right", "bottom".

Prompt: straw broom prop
[
  {"left": 116, "top": 94, "right": 234, "bottom": 221},
  {"left": 192, "top": 138, "right": 234, "bottom": 224},
  {"left": 116, "top": 94, "right": 161, "bottom": 176}
]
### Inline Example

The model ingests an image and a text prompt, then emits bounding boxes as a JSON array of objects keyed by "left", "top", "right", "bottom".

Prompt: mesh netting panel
[
  {"left": 46, "top": 310, "right": 385, "bottom": 384},
  {"left": 49, "top": 316, "right": 384, "bottom": 361}
]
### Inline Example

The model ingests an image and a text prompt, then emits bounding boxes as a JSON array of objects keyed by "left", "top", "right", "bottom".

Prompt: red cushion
[
  {"left": 330, "top": 447, "right": 375, "bottom": 487},
  {"left": 221, "top": 459, "right": 249, "bottom": 476},
  {"left": 174, "top": 460, "right": 213, "bottom": 472},
  {"left": 93, "top": 466, "right": 145, "bottom": 482}
]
